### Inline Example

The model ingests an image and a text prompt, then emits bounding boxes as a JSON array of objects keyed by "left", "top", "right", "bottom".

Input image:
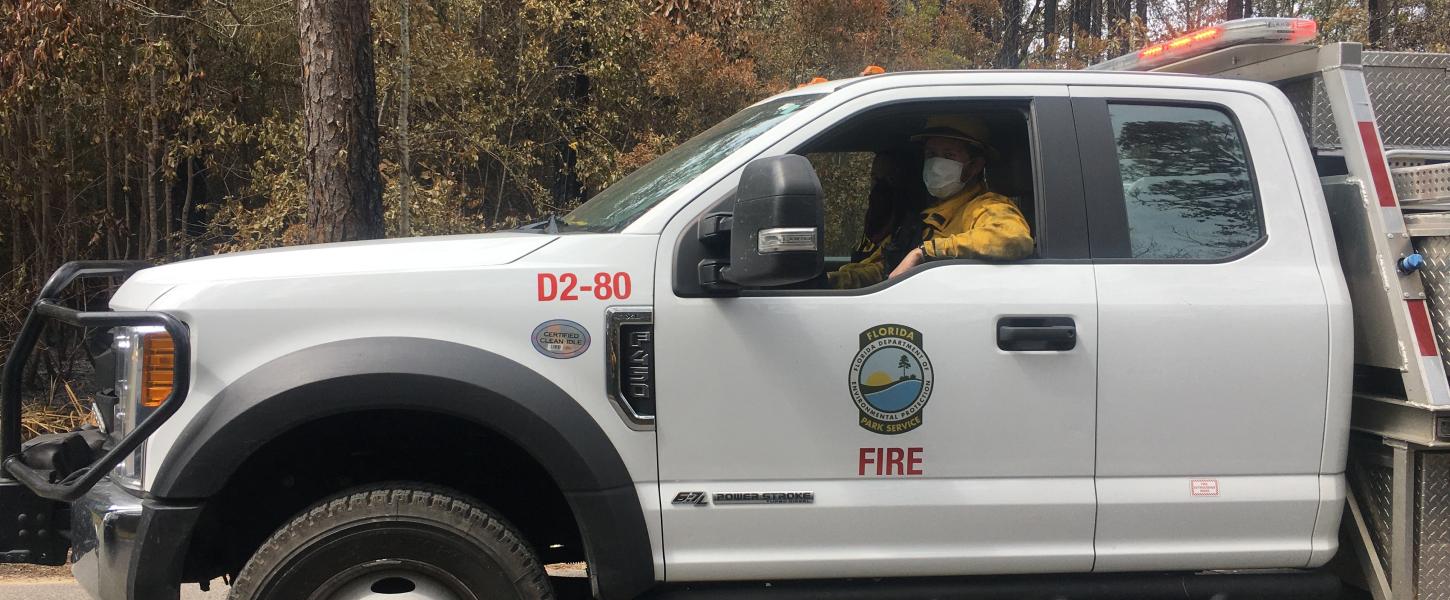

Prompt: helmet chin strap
[
  {"left": 956, "top": 170, "right": 986, "bottom": 194},
  {"left": 965, "top": 164, "right": 985, "bottom": 187}
]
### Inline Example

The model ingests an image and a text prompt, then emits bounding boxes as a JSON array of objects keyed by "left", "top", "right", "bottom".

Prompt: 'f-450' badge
[{"left": 849, "top": 324, "right": 933, "bottom": 434}]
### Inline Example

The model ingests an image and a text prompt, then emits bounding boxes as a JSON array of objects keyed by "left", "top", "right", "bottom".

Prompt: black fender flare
[{"left": 150, "top": 337, "right": 653, "bottom": 599}]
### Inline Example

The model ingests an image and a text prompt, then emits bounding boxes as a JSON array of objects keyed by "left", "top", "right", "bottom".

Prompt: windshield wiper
[{"left": 517, "top": 213, "right": 566, "bottom": 234}]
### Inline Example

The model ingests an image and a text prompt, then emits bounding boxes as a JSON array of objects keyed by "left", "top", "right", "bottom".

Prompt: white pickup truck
[{"left": 3, "top": 16, "right": 1447, "bottom": 600}]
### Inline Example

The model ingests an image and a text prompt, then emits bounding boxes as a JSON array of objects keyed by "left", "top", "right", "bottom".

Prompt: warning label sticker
[{"left": 1191, "top": 479, "right": 1219, "bottom": 497}]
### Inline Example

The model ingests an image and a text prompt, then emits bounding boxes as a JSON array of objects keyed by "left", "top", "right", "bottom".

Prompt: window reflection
[{"left": 1109, "top": 104, "right": 1261, "bottom": 260}]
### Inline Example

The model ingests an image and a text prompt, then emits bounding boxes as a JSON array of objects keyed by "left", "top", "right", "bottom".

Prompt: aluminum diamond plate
[
  {"left": 1396, "top": 164, "right": 1450, "bottom": 205},
  {"left": 1281, "top": 78, "right": 1319, "bottom": 149},
  {"left": 1419, "top": 452, "right": 1450, "bottom": 598},
  {"left": 1367, "top": 52, "right": 1450, "bottom": 70},
  {"left": 1365, "top": 54, "right": 1450, "bottom": 151},
  {"left": 1291, "top": 51, "right": 1450, "bottom": 152},
  {"left": 1365, "top": 460, "right": 1397, "bottom": 578},
  {"left": 1307, "top": 76, "right": 1340, "bottom": 150},
  {"left": 1414, "top": 236, "right": 1450, "bottom": 376}
]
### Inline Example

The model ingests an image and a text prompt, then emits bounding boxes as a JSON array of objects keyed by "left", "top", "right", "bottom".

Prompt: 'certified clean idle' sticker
[{"left": 532, "top": 320, "right": 590, "bottom": 359}]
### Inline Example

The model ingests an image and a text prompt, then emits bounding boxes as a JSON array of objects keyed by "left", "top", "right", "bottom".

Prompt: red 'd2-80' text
[{"left": 537, "top": 272, "right": 632, "bottom": 301}]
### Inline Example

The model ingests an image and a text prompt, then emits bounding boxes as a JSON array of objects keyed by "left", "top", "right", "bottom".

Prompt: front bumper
[{"left": 70, "top": 478, "right": 202, "bottom": 600}]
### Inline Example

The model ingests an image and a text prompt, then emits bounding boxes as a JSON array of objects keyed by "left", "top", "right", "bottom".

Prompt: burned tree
[{"left": 297, "top": 0, "right": 384, "bottom": 242}]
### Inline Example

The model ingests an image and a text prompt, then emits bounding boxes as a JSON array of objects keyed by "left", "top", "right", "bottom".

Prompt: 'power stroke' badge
[{"left": 849, "top": 324, "right": 933, "bottom": 434}]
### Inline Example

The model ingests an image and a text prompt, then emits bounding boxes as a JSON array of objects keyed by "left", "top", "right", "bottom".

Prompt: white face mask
[{"left": 923, "top": 157, "right": 966, "bottom": 199}]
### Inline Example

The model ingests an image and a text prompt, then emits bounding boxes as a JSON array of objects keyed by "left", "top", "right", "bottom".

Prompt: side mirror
[{"left": 701, "top": 155, "right": 824, "bottom": 290}]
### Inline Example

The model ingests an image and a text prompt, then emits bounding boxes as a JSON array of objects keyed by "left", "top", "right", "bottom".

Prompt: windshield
[{"left": 565, "top": 95, "right": 823, "bottom": 232}]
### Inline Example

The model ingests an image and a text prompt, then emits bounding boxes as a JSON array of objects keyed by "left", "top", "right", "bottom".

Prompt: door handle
[{"left": 997, "top": 317, "right": 1076, "bottom": 351}]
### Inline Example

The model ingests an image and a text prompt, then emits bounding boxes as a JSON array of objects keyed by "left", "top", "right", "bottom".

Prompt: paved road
[{"left": 0, "top": 580, "right": 226, "bottom": 600}]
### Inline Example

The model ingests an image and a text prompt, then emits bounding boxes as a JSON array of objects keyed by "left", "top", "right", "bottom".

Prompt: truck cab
[{"left": 0, "top": 19, "right": 1403, "bottom": 600}]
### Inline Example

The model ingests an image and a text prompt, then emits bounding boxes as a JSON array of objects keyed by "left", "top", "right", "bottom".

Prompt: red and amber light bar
[{"left": 1092, "top": 17, "right": 1317, "bottom": 72}]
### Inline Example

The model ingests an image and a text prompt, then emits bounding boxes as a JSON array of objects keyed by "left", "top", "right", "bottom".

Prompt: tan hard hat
[{"left": 910, "top": 116, "right": 998, "bottom": 159}]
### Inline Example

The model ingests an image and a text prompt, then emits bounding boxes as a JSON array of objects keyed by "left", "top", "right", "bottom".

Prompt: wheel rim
[{"left": 316, "top": 559, "right": 475, "bottom": 600}]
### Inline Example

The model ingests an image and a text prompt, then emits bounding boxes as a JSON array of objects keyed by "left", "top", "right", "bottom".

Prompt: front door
[{"left": 652, "top": 89, "right": 1099, "bottom": 581}]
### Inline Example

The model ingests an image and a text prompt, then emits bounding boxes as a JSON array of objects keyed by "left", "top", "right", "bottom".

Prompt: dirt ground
[
  {"left": 0, "top": 564, "right": 588, "bottom": 600},
  {"left": 0, "top": 563, "right": 71, "bottom": 583},
  {"left": 0, "top": 561, "right": 587, "bottom": 584}
]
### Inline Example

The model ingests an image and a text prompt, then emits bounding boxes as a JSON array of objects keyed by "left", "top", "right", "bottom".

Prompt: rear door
[{"left": 1070, "top": 87, "right": 1334, "bottom": 570}]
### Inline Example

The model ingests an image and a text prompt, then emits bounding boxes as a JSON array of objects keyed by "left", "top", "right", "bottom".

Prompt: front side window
[
  {"left": 806, "top": 151, "right": 877, "bottom": 258},
  {"left": 565, "top": 95, "right": 823, "bottom": 232},
  {"left": 1108, "top": 103, "right": 1261, "bottom": 260},
  {"left": 777, "top": 104, "right": 1038, "bottom": 289}
]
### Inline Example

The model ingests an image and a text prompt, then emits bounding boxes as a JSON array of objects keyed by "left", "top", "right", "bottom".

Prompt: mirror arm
[
  {"left": 697, "top": 212, "right": 733, "bottom": 246},
  {"left": 697, "top": 260, "right": 740, "bottom": 295}
]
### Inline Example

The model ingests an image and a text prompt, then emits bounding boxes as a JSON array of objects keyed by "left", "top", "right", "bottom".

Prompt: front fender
[{"left": 150, "top": 337, "right": 653, "bottom": 598}]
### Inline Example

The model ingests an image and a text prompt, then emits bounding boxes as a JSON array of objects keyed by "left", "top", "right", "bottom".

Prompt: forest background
[{"left": 1, "top": 0, "right": 1447, "bottom": 431}]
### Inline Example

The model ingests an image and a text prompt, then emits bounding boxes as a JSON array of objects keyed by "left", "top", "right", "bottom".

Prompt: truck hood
[{"left": 113, "top": 232, "right": 557, "bottom": 308}]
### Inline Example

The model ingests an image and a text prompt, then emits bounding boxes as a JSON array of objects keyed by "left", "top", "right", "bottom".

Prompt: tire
[{"left": 228, "top": 484, "right": 554, "bottom": 600}]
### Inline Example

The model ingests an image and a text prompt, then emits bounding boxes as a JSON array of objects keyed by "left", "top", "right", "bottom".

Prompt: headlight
[{"left": 111, "top": 326, "right": 175, "bottom": 489}]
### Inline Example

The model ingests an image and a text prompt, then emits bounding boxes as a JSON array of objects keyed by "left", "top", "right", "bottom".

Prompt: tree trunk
[
  {"left": 1367, "top": 0, "right": 1385, "bottom": 47},
  {"left": 146, "top": 51, "right": 159, "bottom": 258},
  {"left": 997, "top": 0, "right": 1025, "bottom": 67},
  {"left": 1071, "top": 0, "right": 1095, "bottom": 39},
  {"left": 7, "top": 198, "right": 16, "bottom": 282},
  {"left": 101, "top": 58, "right": 116, "bottom": 261},
  {"left": 33, "top": 107, "right": 50, "bottom": 274},
  {"left": 1044, "top": 0, "right": 1058, "bottom": 57},
  {"left": 298, "top": 0, "right": 385, "bottom": 243},
  {"left": 1106, "top": 0, "right": 1130, "bottom": 52},
  {"left": 64, "top": 113, "right": 76, "bottom": 260},
  {"left": 182, "top": 157, "right": 195, "bottom": 258},
  {"left": 125, "top": 113, "right": 135, "bottom": 259},
  {"left": 4, "top": 118, "right": 18, "bottom": 280},
  {"left": 398, "top": 0, "right": 413, "bottom": 237},
  {"left": 494, "top": 159, "right": 510, "bottom": 224},
  {"left": 553, "top": 34, "right": 589, "bottom": 205}
]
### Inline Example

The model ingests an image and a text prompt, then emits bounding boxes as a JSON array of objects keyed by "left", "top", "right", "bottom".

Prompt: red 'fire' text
[{"left": 858, "top": 447, "right": 923, "bottom": 476}]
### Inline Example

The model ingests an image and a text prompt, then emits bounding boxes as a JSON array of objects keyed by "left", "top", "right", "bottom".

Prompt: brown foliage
[
  {"left": 641, "top": 16, "right": 765, "bottom": 140},
  {"left": 2, "top": 0, "right": 1447, "bottom": 431}
]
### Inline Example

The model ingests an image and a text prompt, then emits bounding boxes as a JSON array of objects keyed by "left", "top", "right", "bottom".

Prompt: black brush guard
[{"left": 0, "top": 261, "right": 190, "bottom": 502}]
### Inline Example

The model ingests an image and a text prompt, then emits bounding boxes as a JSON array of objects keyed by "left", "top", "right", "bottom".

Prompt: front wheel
[{"left": 229, "top": 484, "right": 554, "bottom": 600}]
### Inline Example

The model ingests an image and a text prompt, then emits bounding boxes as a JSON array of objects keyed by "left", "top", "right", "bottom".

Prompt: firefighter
[
  {"left": 851, "top": 152, "right": 921, "bottom": 263},
  {"left": 829, "top": 117, "right": 1034, "bottom": 289}
]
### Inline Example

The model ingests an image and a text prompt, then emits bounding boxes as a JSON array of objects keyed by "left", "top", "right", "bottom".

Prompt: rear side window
[{"left": 1108, "top": 104, "right": 1262, "bottom": 260}]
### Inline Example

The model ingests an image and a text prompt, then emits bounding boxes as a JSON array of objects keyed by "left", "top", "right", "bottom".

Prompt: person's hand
[{"left": 888, "top": 248, "right": 925, "bottom": 279}]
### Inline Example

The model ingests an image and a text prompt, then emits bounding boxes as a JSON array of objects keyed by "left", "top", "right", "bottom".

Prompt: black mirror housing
[{"left": 717, "top": 155, "right": 825, "bottom": 288}]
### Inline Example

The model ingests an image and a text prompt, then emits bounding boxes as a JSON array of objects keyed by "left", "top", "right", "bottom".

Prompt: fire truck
[{"left": 3, "top": 15, "right": 1450, "bottom": 600}]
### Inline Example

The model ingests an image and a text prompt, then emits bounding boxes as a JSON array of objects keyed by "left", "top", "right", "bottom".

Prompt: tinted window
[
  {"left": 806, "top": 152, "right": 875, "bottom": 258},
  {"left": 1108, "top": 104, "right": 1261, "bottom": 260}
]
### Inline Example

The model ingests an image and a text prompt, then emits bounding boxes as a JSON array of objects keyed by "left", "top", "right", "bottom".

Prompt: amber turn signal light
[{"left": 140, "top": 332, "right": 175, "bottom": 408}]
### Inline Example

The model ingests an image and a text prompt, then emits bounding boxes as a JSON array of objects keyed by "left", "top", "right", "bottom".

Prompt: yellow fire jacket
[{"left": 831, "top": 182, "right": 1033, "bottom": 289}]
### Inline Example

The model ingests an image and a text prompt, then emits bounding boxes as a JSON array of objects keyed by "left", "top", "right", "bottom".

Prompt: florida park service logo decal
[{"left": 849, "top": 324, "right": 933, "bottom": 434}]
